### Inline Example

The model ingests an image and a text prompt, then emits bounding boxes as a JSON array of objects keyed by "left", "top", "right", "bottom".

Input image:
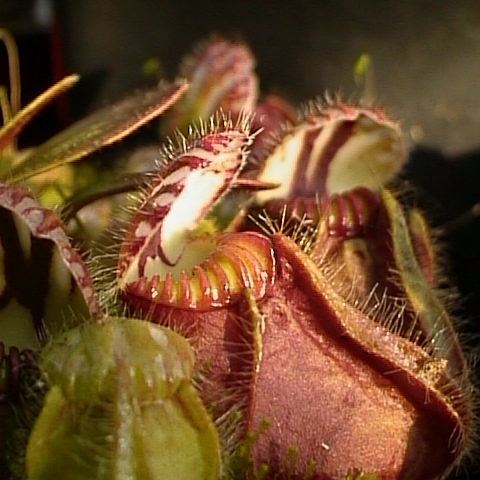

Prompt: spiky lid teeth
[
  {"left": 121, "top": 232, "right": 275, "bottom": 312},
  {"left": 118, "top": 123, "right": 253, "bottom": 285},
  {"left": 303, "top": 100, "right": 398, "bottom": 126}
]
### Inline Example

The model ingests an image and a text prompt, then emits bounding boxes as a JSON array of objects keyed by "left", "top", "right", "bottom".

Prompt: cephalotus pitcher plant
[{"left": 0, "top": 31, "right": 475, "bottom": 480}]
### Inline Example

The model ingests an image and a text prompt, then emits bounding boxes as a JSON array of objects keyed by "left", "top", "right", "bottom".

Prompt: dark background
[
  {"left": 56, "top": 0, "right": 480, "bottom": 155},
  {"left": 2, "top": 1, "right": 480, "bottom": 478}
]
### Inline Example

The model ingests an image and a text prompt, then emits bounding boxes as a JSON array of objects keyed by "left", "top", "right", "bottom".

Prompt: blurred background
[
  {"left": 1, "top": 1, "right": 480, "bottom": 477},
  {"left": 1, "top": 0, "right": 480, "bottom": 153},
  {"left": 55, "top": 0, "right": 480, "bottom": 155}
]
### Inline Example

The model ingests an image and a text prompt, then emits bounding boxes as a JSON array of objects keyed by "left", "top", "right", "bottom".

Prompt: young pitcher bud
[{"left": 26, "top": 318, "right": 220, "bottom": 480}]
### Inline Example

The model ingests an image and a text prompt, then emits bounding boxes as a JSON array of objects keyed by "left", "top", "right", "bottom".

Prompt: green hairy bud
[{"left": 26, "top": 318, "right": 220, "bottom": 480}]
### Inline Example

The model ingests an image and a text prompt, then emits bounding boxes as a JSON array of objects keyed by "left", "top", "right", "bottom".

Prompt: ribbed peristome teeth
[{"left": 123, "top": 232, "right": 275, "bottom": 311}]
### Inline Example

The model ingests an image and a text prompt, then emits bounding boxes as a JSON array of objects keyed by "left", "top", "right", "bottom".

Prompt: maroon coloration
[
  {"left": 125, "top": 224, "right": 468, "bottom": 479},
  {"left": 240, "top": 235, "right": 462, "bottom": 480},
  {"left": 322, "top": 187, "right": 380, "bottom": 238},
  {"left": 0, "top": 344, "right": 20, "bottom": 402},
  {"left": 259, "top": 186, "right": 381, "bottom": 235},
  {"left": 166, "top": 38, "right": 258, "bottom": 133},
  {"left": 0, "top": 344, "right": 40, "bottom": 405},
  {"left": 253, "top": 102, "right": 403, "bottom": 217},
  {"left": 301, "top": 121, "right": 356, "bottom": 197},
  {"left": 250, "top": 95, "right": 297, "bottom": 161},
  {"left": 0, "top": 183, "right": 100, "bottom": 318},
  {"left": 121, "top": 232, "right": 276, "bottom": 312},
  {"left": 311, "top": 189, "right": 394, "bottom": 312},
  {"left": 104, "top": 57, "right": 469, "bottom": 477},
  {"left": 118, "top": 128, "right": 250, "bottom": 283}
]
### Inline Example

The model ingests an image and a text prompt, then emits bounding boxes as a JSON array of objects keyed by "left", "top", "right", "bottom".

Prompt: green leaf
[{"left": 8, "top": 80, "right": 187, "bottom": 183}]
